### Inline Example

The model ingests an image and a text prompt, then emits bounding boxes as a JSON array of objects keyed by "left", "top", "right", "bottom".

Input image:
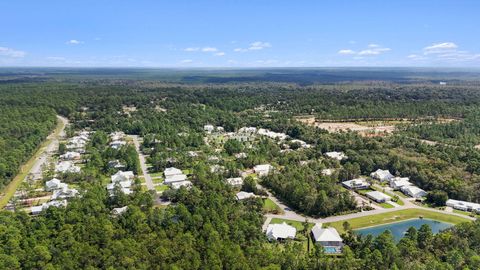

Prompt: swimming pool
[
  {"left": 354, "top": 218, "right": 453, "bottom": 242},
  {"left": 323, "top": 246, "right": 341, "bottom": 254}
]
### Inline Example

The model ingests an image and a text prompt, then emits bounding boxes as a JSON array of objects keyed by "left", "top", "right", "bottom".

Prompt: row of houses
[
  {"left": 109, "top": 131, "right": 127, "bottom": 150},
  {"left": 265, "top": 222, "right": 343, "bottom": 253},
  {"left": 31, "top": 178, "right": 79, "bottom": 215},
  {"left": 66, "top": 130, "right": 92, "bottom": 153},
  {"left": 163, "top": 167, "right": 192, "bottom": 189},
  {"left": 446, "top": 199, "right": 480, "bottom": 213},
  {"left": 106, "top": 170, "right": 135, "bottom": 195},
  {"left": 371, "top": 169, "right": 427, "bottom": 198}
]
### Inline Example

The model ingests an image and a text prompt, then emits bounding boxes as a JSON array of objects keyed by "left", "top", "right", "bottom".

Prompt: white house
[
  {"left": 290, "top": 139, "right": 311, "bottom": 148},
  {"left": 111, "top": 171, "right": 135, "bottom": 183},
  {"left": 55, "top": 161, "right": 81, "bottom": 174},
  {"left": 235, "top": 152, "right": 247, "bottom": 159},
  {"left": 401, "top": 186, "right": 427, "bottom": 198},
  {"left": 109, "top": 131, "right": 125, "bottom": 141},
  {"left": 31, "top": 200, "right": 68, "bottom": 215},
  {"left": 112, "top": 206, "right": 128, "bottom": 216},
  {"left": 311, "top": 223, "right": 343, "bottom": 252},
  {"left": 325, "top": 151, "right": 347, "bottom": 161},
  {"left": 239, "top": 127, "right": 257, "bottom": 133},
  {"left": 342, "top": 178, "right": 370, "bottom": 190},
  {"left": 321, "top": 169, "right": 335, "bottom": 176},
  {"left": 226, "top": 177, "right": 243, "bottom": 187},
  {"left": 108, "top": 160, "right": 126, "bottom": 169},
  {"left": 171, "top": 180, "right": 193, "bottom": 190},
  {"left": 110, "top": 140, "right": 127, "bottom": 149},
  {"left": 258, "top": 128, "right": 288, "bottom": 140},
  {"left": 370, "top": 169, "right": 394, "bottom": 182},
  {"left": 204, "top": 124, "right": 215, "bottom": 133},
  {"left": 236, "top": 191, "right": 256, "bottom": 200},
  {"left": 60, "top": 151, "right": 81, "bottom": 161},
  {"left": 366, "top": 191, "right": 391, "bottom": 203},
  {"left": 45, "top": 178, "right": 63, "bottom": 191},
  {"left": 164, "top": 167, "right": 183, "bottom": 177},
  {"left": 389, "top": 177, "right": 411, "bottom": 190},
  {"left": 51, "top": 186, "right": 79, "bottom": 200},
  {"left": 254, "top": 164, "right": 272, "bottom": 177},
  {"left": 266, "top": 222, "right": 296, "bottom": 241},
  {"left": 446, "top": 199, "right": 480, "bottom": 212},
  {"left": 164, "top": 174, "right": 188, "bottom": 184}
]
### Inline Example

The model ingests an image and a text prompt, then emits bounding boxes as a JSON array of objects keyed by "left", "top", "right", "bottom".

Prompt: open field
[
  {"left": 263, "top": 198, "right": 282, "bottom": 213},
  {"left": 0, "top": 116, "right": 66, "bottom": 208},
  {"left": 324, "top": 208, "right": 472, "bottom": 233}
]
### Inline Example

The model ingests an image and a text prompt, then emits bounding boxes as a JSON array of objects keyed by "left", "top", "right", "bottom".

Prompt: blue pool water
[
  {"left": 354, "top": 218, "right": 453, "bottom": 242},
  {"left": 324, "top": 247, "right": 340, "bottom": 254}
]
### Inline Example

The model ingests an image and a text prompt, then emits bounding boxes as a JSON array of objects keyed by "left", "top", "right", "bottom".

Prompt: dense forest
[
  {"left": 2, "top": 69, "right": 480, "bottom": 269},
  {"left": 0, "top": 105, "right": 56, "bottom": 188}
]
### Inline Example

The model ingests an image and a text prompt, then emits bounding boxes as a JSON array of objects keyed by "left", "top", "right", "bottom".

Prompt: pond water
[{"left": 354, "top": 218, "right": 453, "bottom": 242}]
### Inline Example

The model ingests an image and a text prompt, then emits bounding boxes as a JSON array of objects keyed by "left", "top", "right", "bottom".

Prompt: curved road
[{"left": 260, "top": 183, "right": 476, "bottom": 229}]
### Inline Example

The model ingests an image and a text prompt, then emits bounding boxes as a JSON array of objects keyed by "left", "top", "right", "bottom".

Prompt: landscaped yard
[
  {"left": 150, "top": 172, "right": 163, "bottom": 178},
  {"left": 262, "top": 198, "right": 282, "bottom": 214},
  {"left": 324, "top": 208, "right": 472, "bottom": 233},
  {"left": 380, "top": 202, "right": 395, "bottom": 208},
  {"left": 155, "top": 185, "right": 170, "bottom": 192}
]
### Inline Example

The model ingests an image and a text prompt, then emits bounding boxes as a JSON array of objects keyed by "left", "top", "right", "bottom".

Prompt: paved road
[
  {"left": 130, "top": 135, "right": 155, "bottom": 191},
  {"left": 28, "top": 115, "right": 69, "bottom": 181},
  {"left": 261, "top": 182, "right": 476, "bottom": 228}
]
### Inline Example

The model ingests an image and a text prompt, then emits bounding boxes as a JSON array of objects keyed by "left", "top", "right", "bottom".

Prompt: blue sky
[{"left": 1, "top": 0, "right": 479, "bottom": 67}]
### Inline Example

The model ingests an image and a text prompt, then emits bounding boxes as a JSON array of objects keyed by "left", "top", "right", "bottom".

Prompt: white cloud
[
  {"left": 234, "top": 41, "right": 272, "bottom": 52},
  {"left": 423, "top": 42, "right": 458, "bottom": 54},
  {"left": 201, "top": 47, "right": 218, "bottom": 52},
  {"left": 66, "top": 39, "right": 83, "bottom": 45},
  {"left": 184, "top": 47, "right": 199, "bottom": 52},
  {"left": 248, "top": 41, "right": 271, "bottom": 50},
  {"left": 214, "top": 52, "right": 225, "bottom": 56},
  {"left": 358, "top": 47, "right": 391, "bottom": 55},
  {"left": 338, "top": 49, "right": 356, "bottom": 55},
  {"left": 46, "top": 56, "right": 66, "bottom": 61},
  {"left": 180, "top": 59, "right": 193, "bottom": 64},
  {"left": 0, "top": 47, "right": 26, "bottom": 58},
  {"left": 338, "top": 44, "right": 391, "bottom": 56}
]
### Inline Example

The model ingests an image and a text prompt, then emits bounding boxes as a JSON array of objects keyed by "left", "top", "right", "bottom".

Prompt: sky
[{"left": 1, "top": 0, "right": 479, "bottom": 67}]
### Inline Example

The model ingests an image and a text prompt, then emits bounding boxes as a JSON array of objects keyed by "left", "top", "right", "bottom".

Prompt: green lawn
[
  {"left": 270, "top": 218, "right": 311, "bottom": 231},
  {"left": 324, "top": 208, "right": 472, "bottom": 234},
  {"left": 155, "top": 185, "right": 170, "bottom": 192},
  {"left": 152, "top": 177, "right": 164, "bottom": 184},
  {"left": 150, "top": 172, "right": 163, "bottom": 178},
  {"left": 263, "top": 198, "right": 282, "bottom": 214},
  {"left": 380, "top": 202, "right": 395, "bottom": 208}
]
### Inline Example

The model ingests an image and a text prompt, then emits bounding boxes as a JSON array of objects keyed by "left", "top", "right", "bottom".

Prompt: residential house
[
  {"left": 324, "top": 151, "right": 347, "bottom": 161},
  {"left": 401, "top": 186, "right": 427, "bottom": 198},
  {"left": 266, "top": 222, "right": 297, "bottom": 241},
  {"left": 171, "top": 180, "right": 193, "bottom": 190},
  {"left": 204, "top": 124, "right": 215, "bottom": 133},
  {"left": 311, "top": 223, "right": 343, "bottom": 253},
  {"left": 226, "top": 177, "right": 243, "bottom": 187},
  {"left": 110, "top": 140, "right": 127, "bottom": 149},
  {"left": 370, "top": 169, "right": 394, "bottom": 182},
  {"left": 389, "top": 177, "right": 411, "bottom": 190},
  {"left": 446, "top": 199, "right": 480, "bottom": 212},
  {"left": 55, "top": 161, "right": 81, "bottom": 174},
  {"left": 366, "top": 191, "right": 391, "bottom": 203},
  {"left": 111, "top": 171, "right": 135, "bottom": 183},
  {"left": 342, "top": 178, "right": 370, "bottom": 190},
  {"left": 254, "top": 164, "right": 272, "bottom": 177},
  {"left": 60, "top": 151, "right": 81, "bottom": 161},
  {"left": 236, "top": 191, "right": 256, "bottom": 200}
]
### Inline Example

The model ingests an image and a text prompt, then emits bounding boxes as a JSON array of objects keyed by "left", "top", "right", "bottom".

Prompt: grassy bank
[{"left": 325, "top": 208, "right": 472, "bottom": 233}]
